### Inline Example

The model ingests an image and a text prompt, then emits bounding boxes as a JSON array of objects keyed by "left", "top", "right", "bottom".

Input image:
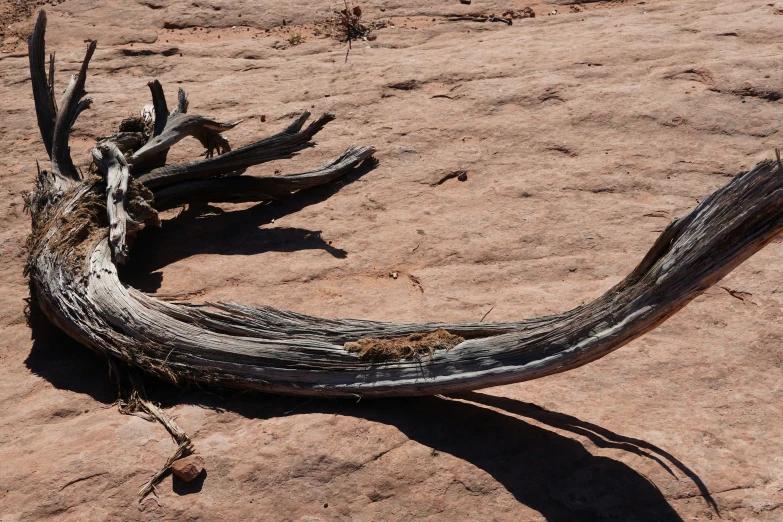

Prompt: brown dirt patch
[{"left": 0, "top": 0, "right": 62, "bottom": 51}]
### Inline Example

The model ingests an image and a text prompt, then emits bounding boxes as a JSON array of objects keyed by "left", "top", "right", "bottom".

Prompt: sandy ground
[{"left": 1, "top": 0, "right": 783, "bottom": 520}]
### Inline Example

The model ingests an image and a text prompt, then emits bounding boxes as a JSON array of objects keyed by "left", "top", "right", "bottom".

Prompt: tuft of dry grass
[
  {"left": 287, "top": 32, "right": 304, "bottom": 46},
  {"left": 345, "top": 329, "right": 464, "bottom": 362}
]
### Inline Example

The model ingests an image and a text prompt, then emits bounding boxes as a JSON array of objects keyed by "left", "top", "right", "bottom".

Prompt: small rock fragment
[
  {"left": 459, "top": 0, "right": 471, "bottom": 4},
  {"left": 171, "top": 455, "right": 205, "bottom": 482},
  {"left": 457, "top": 172, "right": 468, "bottom": 182}
]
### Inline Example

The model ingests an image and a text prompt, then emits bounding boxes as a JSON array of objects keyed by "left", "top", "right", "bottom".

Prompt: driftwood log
[{"left": 25, "top": 11, "right": 783, "bottom": 400}]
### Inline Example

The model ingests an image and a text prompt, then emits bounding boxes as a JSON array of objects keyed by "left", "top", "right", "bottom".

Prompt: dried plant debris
[
  {"left": 345, "top": 329, "right": 465, "bottom": 362},
  {"left": 447, "top": 7, "right": 535, "bottom": 25},
  {"left": 387, "top": 80, "right": 420, "bottom": 91},
  {"left": 323, "top": 1, "right": 387, "bottom": 43},
  {"left": 287, "top": 32, "right": 304, "bottom": 46},
  {"left": 445, "top": 13, "right": 513, "bottom": 25},
  {"left": 118, "top": 116, "right": 150, "bottom": 135},
  {"left": 502, "top": 8, "right": 536, "bottom": 19}
]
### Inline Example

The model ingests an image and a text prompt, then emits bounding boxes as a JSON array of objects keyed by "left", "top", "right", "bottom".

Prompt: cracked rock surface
[{"left": 1, "top": 0, "right": 783, "bottom": 520}]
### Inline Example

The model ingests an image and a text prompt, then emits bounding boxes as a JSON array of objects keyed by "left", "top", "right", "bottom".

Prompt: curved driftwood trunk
[{"left": 25, "top": 11, "right": 783, "bottom": 399}]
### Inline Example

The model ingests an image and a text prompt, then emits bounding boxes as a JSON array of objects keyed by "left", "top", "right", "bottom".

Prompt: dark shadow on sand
[
  {"left": 173, "top": 469, "right": 207, "bottom": 495},
  {"left": 266, "top": 393, "right": 689, "bottom": 522},
  {"left": 25, "top": 306, "right": 117, "bottom": 404},
  {"left": 23, "top": 329, "right": 696, "bottom": 522},
  {"left": 119, "top": 158, "right": 376, "bottom": 292},
  {"left": 23, "top": 155, "right": 705, "bottom": 520},
  {"left": 26, "top": 315, "right": 701, "bottom": 521}
]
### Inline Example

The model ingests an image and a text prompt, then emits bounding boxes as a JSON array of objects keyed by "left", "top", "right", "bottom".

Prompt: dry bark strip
[
  {"left": 111, "top": 365, "right": 194, "bottom": 499},
  {"left": 24, "top": 11, "right": 783, "bottom": 404}
]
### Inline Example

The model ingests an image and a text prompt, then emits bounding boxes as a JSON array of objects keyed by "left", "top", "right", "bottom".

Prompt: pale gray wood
[
  {"left": 150, "top": 145, "right": 376, "bottom": 210},
  {"left": 51, "top": 40, "right": 95, "bottom": 182},
  {"left": 131, "top": 80, "right": 235, "bottom": 172},
  {"left": 135, "top": 112, "right": 335, "bottom": 189},
  {"left": 129, "top": 113, "right": 240, "bottom": 167},
  {"left": 93, "top": 143, "right": 133, "bottom": 263}
]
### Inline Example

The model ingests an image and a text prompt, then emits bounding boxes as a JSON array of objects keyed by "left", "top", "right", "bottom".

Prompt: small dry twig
[
  {"left": 323, "top": 1, "right": 386, "bottom": 61},
  {"left": 111, "top": 362, "right": 195, "bottom": 501}
]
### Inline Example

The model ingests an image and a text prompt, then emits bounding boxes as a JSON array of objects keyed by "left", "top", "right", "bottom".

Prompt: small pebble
[{"left": 171, "top": 455, "right": 205, "bottom": 482}]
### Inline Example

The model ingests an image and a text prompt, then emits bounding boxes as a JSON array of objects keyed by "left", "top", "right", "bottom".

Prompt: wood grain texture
[{"left": 25, "top": 10, "right": 783, "bottom": 398}]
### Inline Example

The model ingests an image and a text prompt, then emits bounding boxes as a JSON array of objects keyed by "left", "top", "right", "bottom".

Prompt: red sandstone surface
[{"left": 1, "top": 1, "right": 783, "bottom": 520}]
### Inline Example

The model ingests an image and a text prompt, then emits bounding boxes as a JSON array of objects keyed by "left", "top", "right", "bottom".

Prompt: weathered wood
[
  {"left": 129, "top": 113, "right": 239, "bottom": 167},
  {"left": 135, "top": 112, "right": 335, "bottom": 189},
  {"left": 97, "top": 131, "right": 147, "bottom": 154},
  {"left": 129, "top": 81, "right": 239, "bottom": 171},
  {"left": 25, "top": 10, "right": 783, "bottom": 400},
  {"left": 147, "top": 80, "right": 169, "bottom": 138},
  {"left": 28, "top": 11, "right": 57, "bottom": 158},
  {"left": 151, "top": 145, "right": 376, "bottom": 210},
  {"left": 51, "top": 39, "right": 95, "bottom": 182},
  {"left": 92, "top": 143, "right": 134, "bottom": 263}
]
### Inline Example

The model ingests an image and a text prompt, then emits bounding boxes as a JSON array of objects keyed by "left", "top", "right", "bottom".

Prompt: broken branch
[
  {"left": 24, "top": 9, "right": 783, "bottom": 404},
  {"left": 135, "top": 112, "right": 335, "bottom": 189}
]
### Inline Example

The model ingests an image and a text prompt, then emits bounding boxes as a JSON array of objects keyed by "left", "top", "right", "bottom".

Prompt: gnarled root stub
[{"left": 24, "top": 10, "right": 783, "bottom": 405}]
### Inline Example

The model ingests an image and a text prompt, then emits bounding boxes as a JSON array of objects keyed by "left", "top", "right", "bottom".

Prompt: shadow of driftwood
[
  {"left": 271, "top": 394, "right": 688, "bottom": 522},
  {"left": 23, "top": 156, "right": 701, "bottom": 520},
  {"left": 25, "top": 328, "right": 694, "bottom": 521},
  {"left": 120, "top": 158, "right": 377, "bottom": 292},
  {"left": 25, "top": 305, "right": 117, "bottom": 404},
  {"left": 456, "top": 391, "right": 717, "bottom": 514}
]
